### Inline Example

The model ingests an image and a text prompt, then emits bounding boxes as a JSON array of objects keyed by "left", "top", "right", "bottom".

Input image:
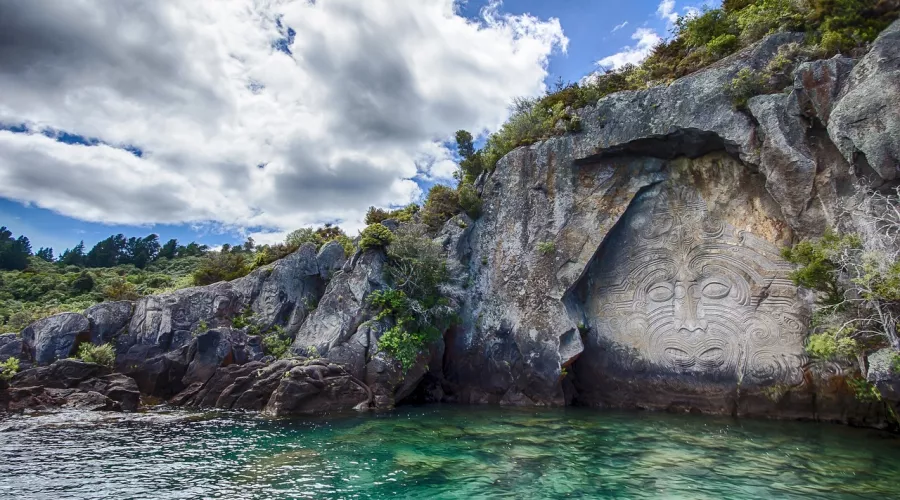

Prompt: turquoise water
[{"left": 1, "top": 406, "right": 899, "bottom": 499}]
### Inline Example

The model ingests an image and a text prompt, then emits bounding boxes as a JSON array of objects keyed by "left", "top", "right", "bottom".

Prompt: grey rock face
[
  {"left": 290, "top": 249, "right": 387, "bottom": 359},
  {"left": 117, "top": 245, "right": 323, "bottom": 375},
  {"left": 10, "top": 359, "right": 107, "bottom": 389},
  {"left": 828, "top": 19, "right": 900, "bottom": 182},
  {"left": 867, "top": 348, "right": 900, "bottom": 400},
  {"left": 85, "top": 301, "right": 133, "bottom": 345},
  {"left": 21, "top": 313, "right": 91, "bottom": 365},
  {"left": 316, "top": 240, "right": 347, "bottom": 279},
  {"left": 5, "top": 359, "right": 140, "bottom": 412},
  {"left": 265, "top": 361, "right": 370, "bottom": 416},
  {"left": 0, "top": 333, "right": 23, "bottom": 362}
]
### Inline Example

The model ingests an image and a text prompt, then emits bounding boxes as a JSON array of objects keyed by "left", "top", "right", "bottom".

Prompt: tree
[
  {"left": 285, "top": 227, "right": 322, "bottom": 248},
  {"left": 455, "top": 130, "right": 483, "bottom": 184},
  {"left": 242, "top": 237, "right": 255, "bottom": 253},
  {"left": 0, "top": 227, "right": 31, "bottom": 271},
  {"left": 421, "top": 185, "right": 460, "bottom": 231},
  {"left": 35, "top": 247, "right": 54, "bottom": 262},
  {"left": 86, "top": 234, "right": 126, "bottom": 268},
  {"left": 159, "top": 239, "right": 178, "bottom": 260},
  {"left": 59, "top": 241, "right": 86, "bottom": 267},
  {"left": 123, "top": 234, "right": 160, "bottom": 268}
]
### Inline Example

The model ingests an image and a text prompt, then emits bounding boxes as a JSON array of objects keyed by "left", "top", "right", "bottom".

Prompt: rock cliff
[{"left": 2, "top": 21, "right": 899, "bottom": 425}]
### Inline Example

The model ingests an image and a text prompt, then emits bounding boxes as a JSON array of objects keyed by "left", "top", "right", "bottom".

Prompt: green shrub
[
  {"left": 369, "top": 289, "right": 445, "bottom": 372},
  {"left": 359, "top": 223, "right": 394, "bottom": 250},
  {"left": 103, "top": 277, "right": 141, "bottom": 301},
  {"left": 71, "top": 272, "right": 94, "bottom": 293},
  {"left": 365, "top": 204, "right": 419, "bottom": 225},
  {"left": 728, "top": 68, "right": 771, "bottom": 109},
  {"left": 192, "top": 252, "right": 249, "bottom": 286},
  {"left": 421, "top": 185, "right": 461, "bottom": 231},
  {"left": 0, "top": 357, "right": 19, "bottom": 382},
  {"left": 76, "top": 343, "right": 115, "bottom": 367},
  {"left": 457, "top": 183, "right": 482, "bottom": 219},
  {"left": 537, "top": 241, "right": 556, "bottom": 255},
  {"left": 262, "top": 326, "right": 292, "bottom": 359}
]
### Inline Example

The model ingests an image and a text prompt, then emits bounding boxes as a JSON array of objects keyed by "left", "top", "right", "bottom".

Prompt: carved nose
[
  {"left": 676, "top": 318, "right": 709, "bottom": 332},
  {"left": 673, "top": 280, "right": 706, "bottom": 333}
]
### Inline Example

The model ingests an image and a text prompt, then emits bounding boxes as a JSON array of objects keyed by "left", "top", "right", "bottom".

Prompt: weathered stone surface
[
  {"left": 793, "top": 56, "right": 857, "bottom": 125},
  {"left": 290, "top": 249, "right": 387, "bottom": 358},
  {"left": 867, "top": 348, "right": 900, "bottom": 401},
  {"left": 0, "top": 333, "right": 23, "bottom": 362},
  {"left": 4, "top": 360, "right": 140, "bottom": 412},
  {"left": 828, "top": 19, "right": 900, "bottom": 181},
  {"left": 21, "top": 313, "right": 90, "bottom": 365},
  {"left": 6, "top": 386, "right": 119, "bottom": 412},
  {"left": 85, "top": 301, "right": 133, "bottom": 345},
  {"left": 572, "top": 182, "right": 809, "bottom": 413},
  {"left": 182, "top": 329, "right": 239, "bottom": 386},
  {"left": 265, "top": 361, "right": 370, "bottom": 416},
  {"left": 78, "top": 374, "right": 141, "bottom": 411},
  {"left": 317, "top": 240, "right": 347, "bottom": 279},
  {"left": 172, "top": 361, "right": 265, "bottom": 408},
  {"left": 10, "top": 359, "right": 107, "bottom": 389},
  {"left": 119, "top": 344, "right": 189, "bottom": 397},
  {"left": 120, "top": 244, "right": 323, "bottom": 360}
]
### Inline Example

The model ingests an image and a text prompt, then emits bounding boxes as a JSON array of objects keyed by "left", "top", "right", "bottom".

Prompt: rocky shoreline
[{"left": 2, "top": 20, "right": 900, "bottom": 429}]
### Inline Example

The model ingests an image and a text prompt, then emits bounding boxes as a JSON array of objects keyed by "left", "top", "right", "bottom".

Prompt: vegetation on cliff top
[{"left": 460, "top": 0, "right": 898, "bottom": 173}]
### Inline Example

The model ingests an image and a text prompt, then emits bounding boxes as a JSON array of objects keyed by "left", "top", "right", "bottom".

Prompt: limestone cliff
[{"left": 3, "top": 21, "right": 899, "bottom": 425}]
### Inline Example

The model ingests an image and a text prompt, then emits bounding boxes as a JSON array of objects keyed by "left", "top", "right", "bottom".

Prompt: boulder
[
  {"left": 0, "top": 333, "right": 23, "bottom": 362},
  {"left": 21, "top": 313, "right": 91, "bottom": 365},
  {"left": 10, "top": 359, "right": 107, "bottom": 389},
  {"left": 78, "top": 373, "right": 141, "bottom": 411},
  {"left": 316, "top": 240, "right": 347, "bottom": 279},
  {"left": 121, "top": 244, "right": 323, "bottom": 359},
  {"left": 867, "top": 348, "right": 900, "bottom": 401},
  {"left": 828, "top": 19, "right": 900, "bottom": 182},
  {"left": 84, "top": 301, "right": 133, "bottom": 345},
  {"left": 265, "top": 361, "right": 370, "bottom": 416},
  {"left": 6, "top": 386, "right": 119, "bottom": 412},
  {"left": 290, "top": 249, "right": 387, "bottom": 358}
]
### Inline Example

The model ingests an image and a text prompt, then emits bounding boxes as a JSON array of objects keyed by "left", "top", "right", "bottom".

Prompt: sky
[{"left": 0, "top": 0, "right": 710, "bottom": 254}]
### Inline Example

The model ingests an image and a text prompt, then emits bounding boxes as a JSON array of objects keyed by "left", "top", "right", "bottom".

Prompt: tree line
[{"left": 0, "top": 226, "right": 238, "bottom": 271}]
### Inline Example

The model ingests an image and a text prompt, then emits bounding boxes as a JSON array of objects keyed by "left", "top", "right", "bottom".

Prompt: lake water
[{"left": 1, "top": 405, "right": 898, "bottom": 499}]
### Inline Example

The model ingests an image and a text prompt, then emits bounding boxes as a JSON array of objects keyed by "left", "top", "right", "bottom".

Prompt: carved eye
[
  {"left": 647, "top": 283, "right": 674, "bottom": 302},
  {"left": 702, "top": 281, "right": 731, "bottom": 299}
]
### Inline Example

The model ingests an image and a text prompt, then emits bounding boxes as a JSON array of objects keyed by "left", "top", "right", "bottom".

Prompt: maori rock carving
[{"left": 584, "top": 185, "right": 808, "bottom": 387}]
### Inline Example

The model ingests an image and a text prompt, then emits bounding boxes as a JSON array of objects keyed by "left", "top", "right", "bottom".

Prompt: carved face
[{"left": 586, "top": 186, "right": 806, "bottom": 385}]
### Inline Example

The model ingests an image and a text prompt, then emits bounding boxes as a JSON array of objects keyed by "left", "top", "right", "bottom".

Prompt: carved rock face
[{"left": 579, "top": 185, "right": 808, "bottom": 397}]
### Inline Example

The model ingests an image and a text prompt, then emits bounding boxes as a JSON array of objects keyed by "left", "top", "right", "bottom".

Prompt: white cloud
[
  {"left": 657, "top": 0, "right": 679, "bottom": 24},
  {"left": 595, "top": 28, "right": 662, "bottom": 71},
  {"left": 0, "top": 0, "right": 567, "bottom": 236},
  {"left": 612, "top": 21, "right": 629, "bottom": 33}
]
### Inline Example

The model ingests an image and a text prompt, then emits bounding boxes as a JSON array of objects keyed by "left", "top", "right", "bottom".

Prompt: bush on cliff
[
  {"left": 784, "top": 187, "right": 900, "bottom": 366},
  {"left": 76, "top": 343, "right": 116, "bottom": 368},
  {"left": 359, "top": 223, "right": 394, "bottom": 251},
  {"left": 0, "top": 357, "right": 19, "bottom": 382},
  {"left": 192, "top": 251, "right": 250, "bottom": 286},
  {"left": 368, "top": 225, "right": 455, "bottom": 371}
]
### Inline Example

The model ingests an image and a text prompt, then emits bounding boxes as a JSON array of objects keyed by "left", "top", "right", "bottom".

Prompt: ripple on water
[{"left": 1, "top": 406, "right": 899, "bottom": 499}]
